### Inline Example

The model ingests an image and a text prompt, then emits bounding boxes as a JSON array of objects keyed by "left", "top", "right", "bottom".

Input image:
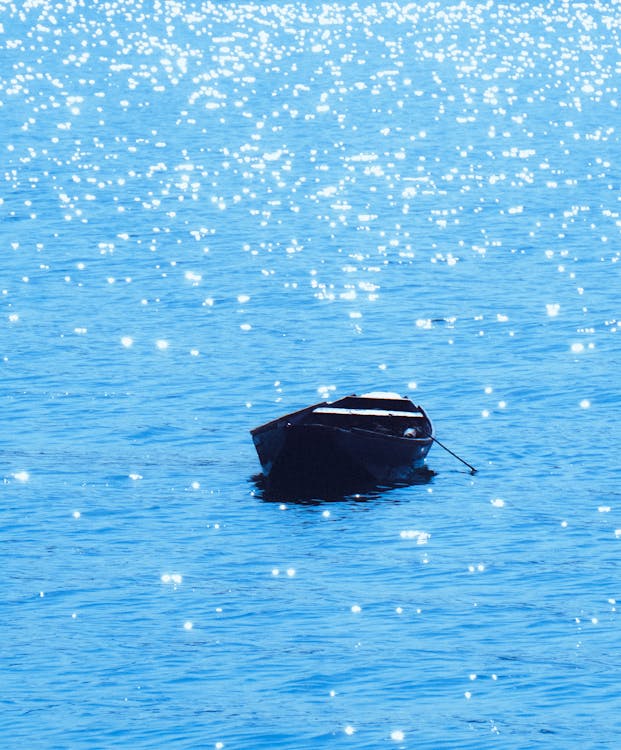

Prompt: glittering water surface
[{"left": 2, "top": 2, "right": 621, "bottom": 747}]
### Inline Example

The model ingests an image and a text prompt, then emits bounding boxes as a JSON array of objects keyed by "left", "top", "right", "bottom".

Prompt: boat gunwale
[
  {"left": 293, "top": 419, "right": 434, "bottom": 443},
  {"left": 250, "top": 400, "right": 327, "bottom": 436},
  {"left": 341, "top": 423, "right": 434, "bottom": 444}
]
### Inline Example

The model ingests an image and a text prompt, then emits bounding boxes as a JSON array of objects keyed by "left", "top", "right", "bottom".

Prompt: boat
[{"left": 251, "top": 391, "right": 434, "bottom": 493}]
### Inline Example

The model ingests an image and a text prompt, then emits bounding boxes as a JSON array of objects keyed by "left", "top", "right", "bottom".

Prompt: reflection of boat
[
  {"left": 251, "top": 392, "right": 434, "bottom": 493},
  {"left": 251, "top": 468, "right": 434, "bottom": 504}
]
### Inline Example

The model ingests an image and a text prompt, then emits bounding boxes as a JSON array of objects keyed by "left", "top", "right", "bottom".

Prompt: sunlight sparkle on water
[
  {"left": 184, "top": 271, "right": 202, "bottom": 284},
  {"left": 400, "top": 530, "right": 430, "bottom": 544},
  {"left": 161, "top": 573, "right": 183, "bottom": 584}
]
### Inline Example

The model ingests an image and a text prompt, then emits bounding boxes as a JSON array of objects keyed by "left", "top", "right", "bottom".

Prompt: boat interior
[{"left": 309, "top": 398, "right": 429, "bottom": 438}]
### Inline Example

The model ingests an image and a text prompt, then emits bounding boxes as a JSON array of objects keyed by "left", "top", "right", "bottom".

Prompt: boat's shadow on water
[{"left": 250, "top": 468, "right": 436, "bottom": 504}]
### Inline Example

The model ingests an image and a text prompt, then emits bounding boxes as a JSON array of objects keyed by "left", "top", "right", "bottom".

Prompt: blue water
[{"left": 2, "top": 1, "right": 621, "bottom": 747}]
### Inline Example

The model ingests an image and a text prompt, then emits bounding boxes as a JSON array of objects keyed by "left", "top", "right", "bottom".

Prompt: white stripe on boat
[
  {"left": 360, "top": 391, "right": 404, "bottom": 399},
  {"left": 313, "top": 407, "right": 424, "bottom": 418}
]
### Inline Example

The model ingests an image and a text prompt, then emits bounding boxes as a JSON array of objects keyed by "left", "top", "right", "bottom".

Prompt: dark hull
[{"left": 252, "top": 422, "right": 432, "bottom": 494}]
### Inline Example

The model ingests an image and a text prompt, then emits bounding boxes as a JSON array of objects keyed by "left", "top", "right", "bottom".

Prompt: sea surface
[{"left": 1, "top": 1, "right": 621, "bottom": 748}]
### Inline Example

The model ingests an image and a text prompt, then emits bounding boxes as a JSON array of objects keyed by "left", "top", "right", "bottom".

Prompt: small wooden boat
[{"left": 251, "top": 392, "right": 434, "bottom": 492}]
